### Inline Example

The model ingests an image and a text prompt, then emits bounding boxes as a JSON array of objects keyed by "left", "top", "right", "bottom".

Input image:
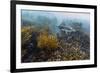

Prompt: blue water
[{"left": 21, "top": 10, "right": 90, "bottom": 35}]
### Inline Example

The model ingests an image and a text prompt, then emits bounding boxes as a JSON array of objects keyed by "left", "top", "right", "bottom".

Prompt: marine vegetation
[{"left": 21, "top": 11, "right": 90, "bottom": 62}]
